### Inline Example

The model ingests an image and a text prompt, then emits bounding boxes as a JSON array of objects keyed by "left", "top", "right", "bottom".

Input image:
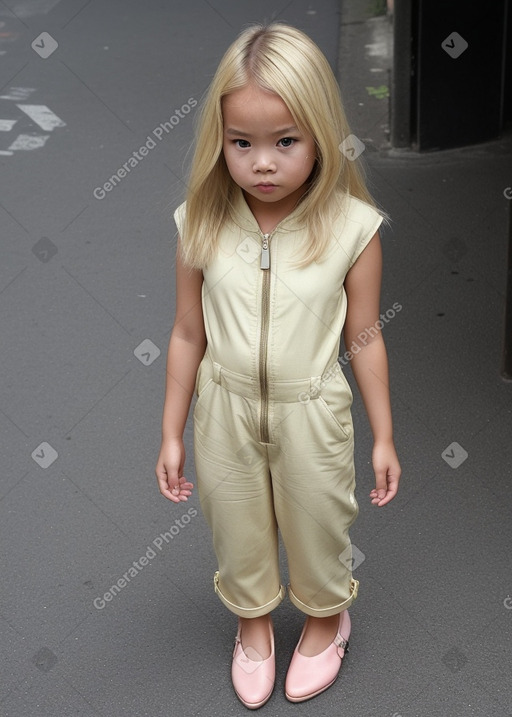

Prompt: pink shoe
[
  {"left": 284, "top": 610, "right": 351, "bottom": 703},
  {"left": 231, "top": 617, "right": 275, "bottom": 709}
]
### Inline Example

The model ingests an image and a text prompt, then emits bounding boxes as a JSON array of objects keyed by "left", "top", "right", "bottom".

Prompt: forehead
[{"left": 222, "top": 84, "right": 295, "bottom": 131}]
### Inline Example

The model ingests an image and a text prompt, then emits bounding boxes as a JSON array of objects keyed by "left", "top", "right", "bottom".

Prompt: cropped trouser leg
[
  {"left": 193, "top": 355, "right": 359, "bottom": 618},
  {"left": 267, "top": 399, "right": 359, "bottom": 617}
]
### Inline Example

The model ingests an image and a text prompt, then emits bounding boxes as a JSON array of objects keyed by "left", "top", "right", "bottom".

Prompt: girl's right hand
[{"left": 155, "top": 438, "right": 194, "bottom": 503}]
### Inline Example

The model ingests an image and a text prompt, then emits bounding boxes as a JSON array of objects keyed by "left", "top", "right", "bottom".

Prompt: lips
[{"left": 255, "top": 183, "right": 278, "bottom": 194}]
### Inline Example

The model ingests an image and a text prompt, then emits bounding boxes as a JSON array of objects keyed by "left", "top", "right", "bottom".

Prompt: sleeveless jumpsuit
[{"left": 174, "top": 187, "right": 383, "bottom": 618}]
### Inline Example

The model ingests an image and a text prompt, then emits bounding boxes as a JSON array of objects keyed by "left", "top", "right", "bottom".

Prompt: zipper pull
[{"left": 260, "top": 234, "right": 270, "bottom": 270}]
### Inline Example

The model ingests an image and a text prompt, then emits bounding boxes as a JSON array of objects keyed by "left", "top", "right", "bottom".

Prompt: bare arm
[
  {"left": 156, "top": 239, "right": 206, "bottom": 502},
  {"left": 161, "top": 241, "right": 206, "bottom": 440},
  {"left": 344, "top": 232, "right": 401, "bottom": 506}
]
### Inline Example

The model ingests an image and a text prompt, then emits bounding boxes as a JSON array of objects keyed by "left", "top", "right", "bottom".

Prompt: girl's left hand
[{"left": 369, "top": 440, "right": 401, "bottom": 507}]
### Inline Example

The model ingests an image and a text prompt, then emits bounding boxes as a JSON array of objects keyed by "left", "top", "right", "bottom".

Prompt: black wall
[{"left": 394, "top": 0, "right": 510, "bottom": 150}]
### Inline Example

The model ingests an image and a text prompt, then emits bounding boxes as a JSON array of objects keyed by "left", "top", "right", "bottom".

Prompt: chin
[{"left": 245, "top": 188, "right": 283, "bottom": 201}]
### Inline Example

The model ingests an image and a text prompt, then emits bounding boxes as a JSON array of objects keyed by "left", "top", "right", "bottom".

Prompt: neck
[{"left": 242, "top": 184, "right": 309, "bottom": 233}]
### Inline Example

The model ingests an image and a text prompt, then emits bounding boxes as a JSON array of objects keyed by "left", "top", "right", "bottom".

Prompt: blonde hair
[{"left": 179, "top": 22, "right": 382, "bottom": 269}]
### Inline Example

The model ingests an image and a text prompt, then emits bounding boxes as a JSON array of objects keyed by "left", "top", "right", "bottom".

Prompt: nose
[{"left": 252, "top": 151, "right": 276, "bottom": 173}]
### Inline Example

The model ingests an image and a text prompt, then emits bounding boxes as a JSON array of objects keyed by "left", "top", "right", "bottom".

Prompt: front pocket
[
  {"left": 318, "top": 395, "right": 352, "bottom": 441},
  {"left": 197, "top": 377, "right": 214, "bottom": 401},
  {"left": 194, "top": 355, "right": 213, "bottom": 398},
  {"left": 193, "top": 375, "right": 216, "bottom": 428}
]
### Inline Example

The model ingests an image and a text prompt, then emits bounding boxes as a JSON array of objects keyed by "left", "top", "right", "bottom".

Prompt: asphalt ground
[{"left": 1, "top": 1, "right": 512, "bottom": 716}]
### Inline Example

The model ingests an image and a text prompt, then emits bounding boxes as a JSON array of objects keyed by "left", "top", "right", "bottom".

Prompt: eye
[
  {"left": 278, "top": 137, "right": 296, "bottom": 147},
  {"left": 234, "top": 139, "right": 251, "bottom": 148}
]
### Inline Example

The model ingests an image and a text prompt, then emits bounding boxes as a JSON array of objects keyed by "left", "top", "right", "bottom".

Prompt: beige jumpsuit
[{"left": 174, "top": 188, "right": 383, "bottom": 618}]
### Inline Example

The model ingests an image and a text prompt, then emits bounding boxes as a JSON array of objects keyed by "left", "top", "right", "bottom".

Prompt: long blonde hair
[{"left": 179, "top": 22, "right": 381, "bottom": 269}]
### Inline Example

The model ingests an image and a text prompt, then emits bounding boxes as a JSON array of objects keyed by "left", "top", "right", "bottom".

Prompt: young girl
[{"left": 156, "top": 23, "right": 401, "bottom": 709}]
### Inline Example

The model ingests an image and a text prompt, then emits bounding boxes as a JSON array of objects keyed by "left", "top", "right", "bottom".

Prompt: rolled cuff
[
  {"left": 213, "top": 571, "right": 286, "bottom": 617},
  {"left": 288, "top": 578, "right": 359, "bottom": 617}
]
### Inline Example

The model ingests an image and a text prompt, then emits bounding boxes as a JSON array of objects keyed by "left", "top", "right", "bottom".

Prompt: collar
[{"left": 227, "top": 185, "right": 307, "bottom": 235}]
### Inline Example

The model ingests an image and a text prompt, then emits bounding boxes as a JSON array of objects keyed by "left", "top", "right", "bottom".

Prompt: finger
[
  {"left": 375, "top": 490, "right": 395, "bottom": 507},
  {"left": 161, "top": 475, "right": 182, "bottom": 502},
  {"left": 374, "top": 468, "right": 388, "bottom": 493},
  {"left": 170, "top": 478, "right": 195, "bottom": 502},
  {"left": 371, "top": 465, "right": 388, "bottom": 503},
  {"left": 375, "top": 479, "right": 399, "bottom": 507},
  {"left": 370, "top": 489, "right": 387, "bottom": 505},
  {"left": 160, "top": 485, "right": 184, "bottom": 503},
  {"left": 156, "top": 465, "right": 185, "bottom": 503},
  {"left": 170, "top": 482, "right": 182, "bottom": 497},
  {"left": 176, "top": 485, "right": 195, "bottom": 501},
  {"left": 176, "top": 478, "right": 194, "bottom": 489},
  {"left": 156, "top": 471, "right": 174, "bottom": 498}
]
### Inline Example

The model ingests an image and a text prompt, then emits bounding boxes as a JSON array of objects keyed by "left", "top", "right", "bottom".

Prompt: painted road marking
[
  {"left": 0, "top": 87, "right": 35, "bottom": 101},
  {"left": 0, "top": 119, "right": 17, "bottom": 131},
  {"left": 16, "top": 104, "right": 66, "bottom": 131},
  {"left": 1, "top": 90, "right": 65, "bottom": 155},
  {"left": 8, "top": 134, "right": 50, "bottom": 151},
  {"left": 17, "top": 0, "right": 62, "bottom": 16}
]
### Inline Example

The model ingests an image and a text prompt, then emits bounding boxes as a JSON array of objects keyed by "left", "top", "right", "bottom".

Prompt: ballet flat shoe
[
  {"left": 231, "top": 618, "right": 275, "bottom": 709},
  {"left": 284, "top": 610, "right": 351, "bottom": 703}
]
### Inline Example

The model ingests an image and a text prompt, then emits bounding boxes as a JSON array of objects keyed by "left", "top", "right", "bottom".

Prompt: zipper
[
  {"left": 259, "top": 232, "right": 272, "bottom": 443},
  {"left": 260, "top": 234, "right": 270, "bottom": 270}
]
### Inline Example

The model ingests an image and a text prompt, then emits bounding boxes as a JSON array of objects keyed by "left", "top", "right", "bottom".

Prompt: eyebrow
[{"left": 225, "top": 126, "right": 299, "bottom": 137}]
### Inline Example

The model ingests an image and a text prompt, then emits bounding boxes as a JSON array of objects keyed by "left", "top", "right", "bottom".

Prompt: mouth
[{"left": 254, "top": 183, "right": 278, "bottom": 193}]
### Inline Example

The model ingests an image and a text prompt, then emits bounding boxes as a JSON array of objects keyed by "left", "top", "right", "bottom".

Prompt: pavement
[{"left": 1, "top": 1, "right": 512, "bottom": 716}]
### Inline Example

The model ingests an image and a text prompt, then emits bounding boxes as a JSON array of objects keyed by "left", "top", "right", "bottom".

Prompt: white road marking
[
  {"left": 365, "top": 41, "right": 388, "bottom": 57},
  {"left": 0, "top": 119, "right": 17, "bottom": 131},
  {"left": 0, "top": 87, "right": 35, "bottom": 101},
  {"left": 16, "top": 104, "right": 66, "bottom": 131},
  {"left": 8, "top": 134, "right": 50, "bottom": 151},
  {"left": 8, "top": 0, "right": 62, "bottom": 17}
]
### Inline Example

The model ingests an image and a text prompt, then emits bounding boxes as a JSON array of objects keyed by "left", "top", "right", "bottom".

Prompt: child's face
[{"left": 222, "top": 83, "right": 316, "bottom": 211}]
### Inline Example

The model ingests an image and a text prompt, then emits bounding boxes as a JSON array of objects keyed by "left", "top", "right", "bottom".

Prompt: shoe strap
[
  {"left": 233, "top": 622, "right": 242, "bottom": 657},
  {"left": 334, "top": 634, "right": 349, "bottom": 658}
]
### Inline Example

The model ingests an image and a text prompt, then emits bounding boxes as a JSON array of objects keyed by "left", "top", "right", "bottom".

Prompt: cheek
[
  {"left": 222, "top": 145, "right": 239, "bottom": 175},
  {"left": 297, "top": 149, "right": 316, "bottom": 175},
  {"left": 304, "top": 145, "right": 318, "bottom": 174},
  {"left": 304, "top": 140, "right": 317, "bottom": 162},
  {"left": 224, "top": 144, "right": 239, "bottom": 163}
]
